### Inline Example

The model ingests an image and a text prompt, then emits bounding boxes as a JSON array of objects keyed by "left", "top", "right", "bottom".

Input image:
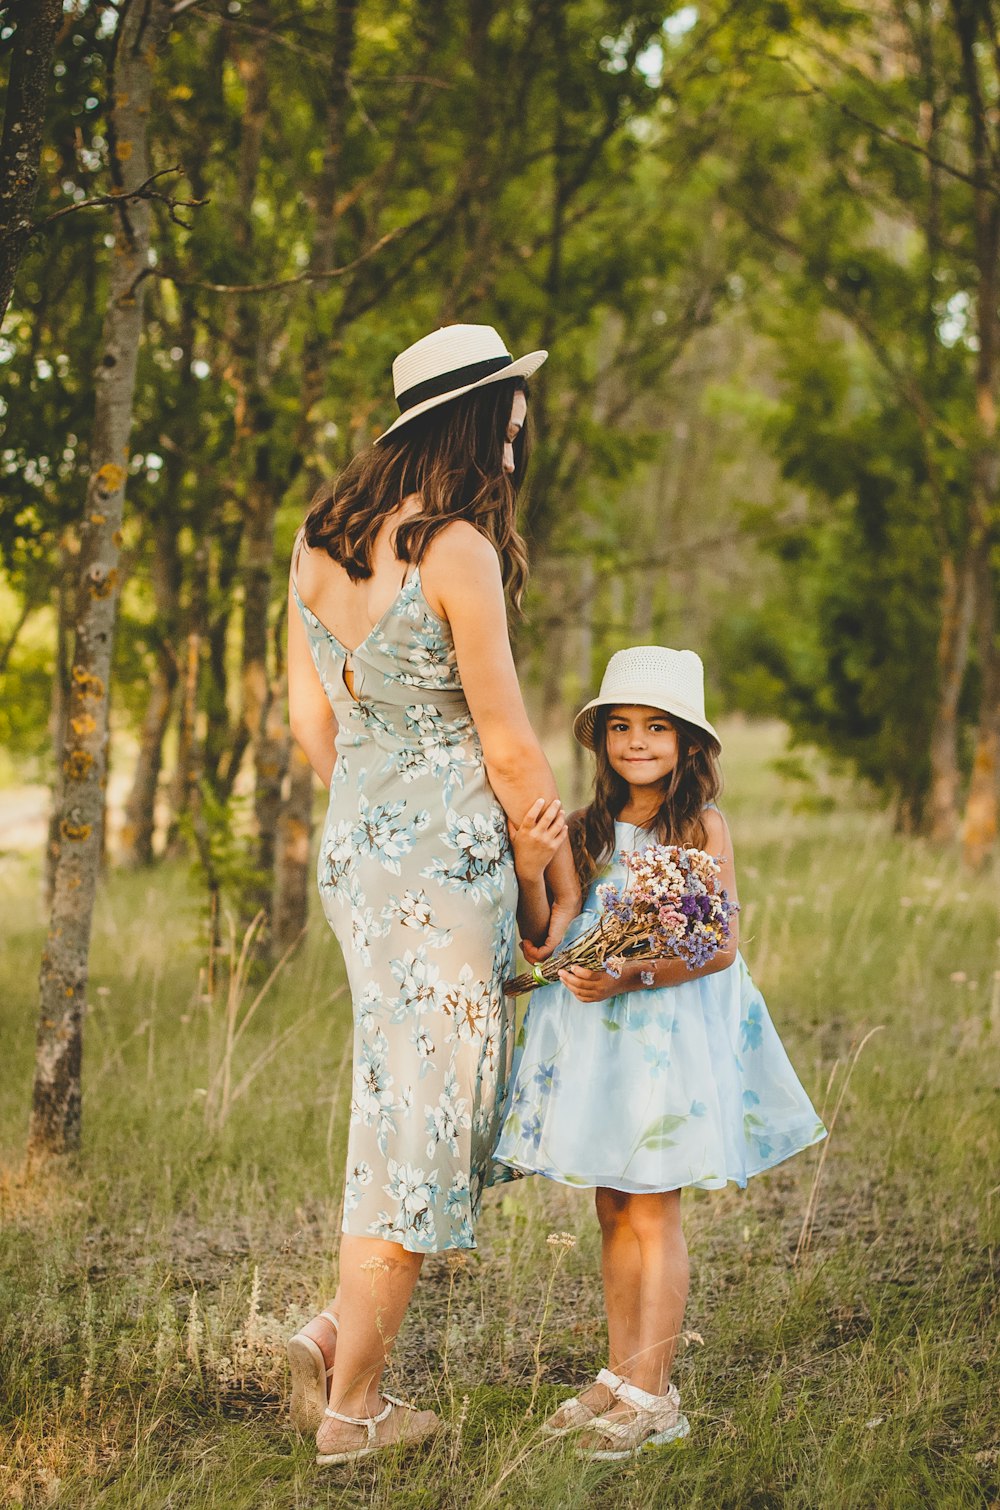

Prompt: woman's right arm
[
  {"left": 423, "top": 524, "right": 581, "bottom": 955},
  {"left": 287, "top": 576, "right": 338, "bottom": 788}
]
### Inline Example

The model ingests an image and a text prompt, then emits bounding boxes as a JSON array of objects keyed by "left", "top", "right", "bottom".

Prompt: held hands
[
  {"left": 524, "top": 896, "right": 580, "bottom": 963},
  {"left": 509, "top": 797, "right": 567, "bottom": 883}
]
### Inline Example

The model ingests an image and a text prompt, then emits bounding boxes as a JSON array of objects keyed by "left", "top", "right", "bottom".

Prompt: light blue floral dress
[
  {"left": 292, "top": 551, "right": 517, "bottom": 1252},
  {"left": 495, "top": 821, "right": 826, "bottom": 1192}
]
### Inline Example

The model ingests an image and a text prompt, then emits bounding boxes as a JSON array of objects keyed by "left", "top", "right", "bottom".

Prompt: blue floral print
[
  {"left": 495, "top": 821, "right": 826, "bottom": 1193},
  {"left": 292, "top": 559, "right": 517, "bottom": 1253}
]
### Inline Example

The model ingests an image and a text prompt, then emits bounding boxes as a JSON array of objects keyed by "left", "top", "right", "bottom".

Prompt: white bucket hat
[
  {"left": 573, "top": 645, "right": 721, "bottom": 753},
  {"left": 375, "top": 323, "right": 547, "bottom": 442}
]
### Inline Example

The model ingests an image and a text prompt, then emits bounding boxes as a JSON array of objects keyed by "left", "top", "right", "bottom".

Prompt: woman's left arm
[{"left": 287, "top": 576, "right": 338, "bottom": 788}]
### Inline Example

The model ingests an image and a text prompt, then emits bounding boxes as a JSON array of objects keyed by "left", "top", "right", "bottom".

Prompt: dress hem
[
  {"left": 495, "top": 1123, "right": 827, "bottom": 1194},
  {"left": 341, "top": 1216, "right": 480, "bottom": 1255}
]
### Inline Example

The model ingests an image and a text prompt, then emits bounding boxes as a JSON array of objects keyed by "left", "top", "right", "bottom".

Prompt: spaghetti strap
[{"left": 290, "top": 526, "right": 307, "bottom": 592}]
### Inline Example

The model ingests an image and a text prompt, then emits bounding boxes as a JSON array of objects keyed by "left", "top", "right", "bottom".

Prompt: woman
[{"left": 285, "top": 324, "right": 580, "bottom": 1465}]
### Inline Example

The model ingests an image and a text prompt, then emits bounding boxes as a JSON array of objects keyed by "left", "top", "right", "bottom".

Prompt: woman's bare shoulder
[
  {"left": 421, "top": 520, "right": 498, "bottom": 571},
  {"left": 420, "top": 523, "right": 502, "bottom": 617}
]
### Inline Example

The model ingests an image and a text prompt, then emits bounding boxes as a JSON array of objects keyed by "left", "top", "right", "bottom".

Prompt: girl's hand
[
  {"left": 524, "top": 894, "right": 580, "bottom": 962},
  {"left": 557, "top": 964, "right": 622, "bottom": 1004},
  {"left": 509, "top": 797, "right": 567, "bottom": 883}
]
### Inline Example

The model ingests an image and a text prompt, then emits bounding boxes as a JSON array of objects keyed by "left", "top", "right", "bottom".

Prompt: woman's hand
[
  {"left": 510, "top": 797, "right": 566, "bottom": 883},
  {"left": 556, "top": 964, "right": 622, "bottom": 1004},
  {"left": 522, "top": 892, "right": 579, "bottom": 963}
]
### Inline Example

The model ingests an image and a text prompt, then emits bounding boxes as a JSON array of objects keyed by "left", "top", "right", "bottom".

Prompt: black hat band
[{"left": 395, "top": 353, "right": 513, "bottom": 414}]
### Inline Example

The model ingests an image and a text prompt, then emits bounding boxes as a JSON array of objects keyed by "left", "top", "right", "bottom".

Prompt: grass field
[{"left": 1, "top": 722, "right": 998, "bottom": 1508}]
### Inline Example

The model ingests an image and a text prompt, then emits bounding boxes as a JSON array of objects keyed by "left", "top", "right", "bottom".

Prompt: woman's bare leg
[
  {"left": 300, "top": 1289, "right": 341, "bottom": 1372},
  {"left": 315, "top": 1235, "right": 423, "bottom": 1451}
]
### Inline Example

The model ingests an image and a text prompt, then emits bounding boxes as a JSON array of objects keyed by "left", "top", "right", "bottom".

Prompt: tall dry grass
[{"left": 1, "top": 721, "right": 997, "bottom": 1507}]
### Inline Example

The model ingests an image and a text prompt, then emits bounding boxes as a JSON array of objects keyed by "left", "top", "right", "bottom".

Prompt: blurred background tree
[{"left": 2, "top": 0, "right": 999, "bottom": 1144}]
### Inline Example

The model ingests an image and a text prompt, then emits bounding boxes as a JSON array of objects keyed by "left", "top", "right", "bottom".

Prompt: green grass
[{"left": 1, "top": 721, "right": 998, "bottom": 1507}]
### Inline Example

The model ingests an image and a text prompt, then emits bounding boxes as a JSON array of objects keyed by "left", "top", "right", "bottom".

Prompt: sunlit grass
[{"left": 1, "top": 720, "right": 998, "bottom": 1507}]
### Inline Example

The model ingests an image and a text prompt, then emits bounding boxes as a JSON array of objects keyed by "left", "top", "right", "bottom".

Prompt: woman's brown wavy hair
[
  {"left": 301, "top": 378, "right": 531, "bottom": 608},
  {"left": 569, "top": 707, "right": 723, "bottom": 891}
]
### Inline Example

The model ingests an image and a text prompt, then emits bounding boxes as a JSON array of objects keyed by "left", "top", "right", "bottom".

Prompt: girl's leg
[
  {"left": 623, "top": 1189, "right": 689, "bottom": 1396},
  {"left": 595, "top": 1186, "right": 642, "bottom": 1375},
  {"left": 316, "top": 1235, "right": 423, "bottom": 1450}
]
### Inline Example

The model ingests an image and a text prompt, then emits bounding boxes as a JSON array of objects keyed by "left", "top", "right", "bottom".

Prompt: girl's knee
[
  {"left": 627, "top": 1191, "right": 683, "bottom": 1241},
  {"left": 595, "top": 1186, "right": 631, "bottom": 1232}
]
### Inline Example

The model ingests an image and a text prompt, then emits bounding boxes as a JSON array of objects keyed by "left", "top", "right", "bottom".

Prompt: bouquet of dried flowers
[{"left": 504, "top": 843, "right": 737, "bottom": 996}]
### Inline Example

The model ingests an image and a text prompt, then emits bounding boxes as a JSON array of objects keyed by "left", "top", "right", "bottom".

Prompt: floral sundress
[
  {"left": 292, "top": 554, "right": 517, "bottom": 1252},
  {"left": 495, "top": 821, "right": 826, "bottom": 1192}
]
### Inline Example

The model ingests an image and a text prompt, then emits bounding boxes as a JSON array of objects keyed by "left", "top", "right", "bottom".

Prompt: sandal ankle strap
[
  {"left": 617, "top": 1380, "right": 679, "bottom": 1412},
  {"left": 323, "top": 1396, "right": 394, "bottom": 1438},
  {"left": 595, "top": 1367, "right": 623, "bottom": 1393},
  {"left": 319, "top": 1310, "right": 339, "bottom": 1329}
]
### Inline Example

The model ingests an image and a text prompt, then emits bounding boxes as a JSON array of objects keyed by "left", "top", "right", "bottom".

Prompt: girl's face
[
  {"left": 503, "top": 391, "right": 527, "bottom": 476},
  {"left": 605, "top": 704, "right": 679, "bottom": 788}
]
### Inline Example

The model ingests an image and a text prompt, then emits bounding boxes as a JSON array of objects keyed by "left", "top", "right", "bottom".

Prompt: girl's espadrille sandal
[
  {"left": 541, "top": 1367, "right": 624, "bottom": 1437},
  {"left": 576, "top": 1380, "right": 690, "bottom": 1461}
]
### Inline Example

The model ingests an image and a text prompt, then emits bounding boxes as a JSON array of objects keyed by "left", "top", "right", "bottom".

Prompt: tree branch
[
  {"left": 128, "top": 216, "right": 425, "bottom": 297},
  {"left": 771, "top": 50, "right": 1000, "bottom": 198},
  {"left": 32, "top": 167, "right": 206, "bottom": 231}
]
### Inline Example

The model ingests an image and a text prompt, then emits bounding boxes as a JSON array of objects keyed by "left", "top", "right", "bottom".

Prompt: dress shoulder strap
[{"left": 290, "top": 526, "right": 308, "bottom": 591}]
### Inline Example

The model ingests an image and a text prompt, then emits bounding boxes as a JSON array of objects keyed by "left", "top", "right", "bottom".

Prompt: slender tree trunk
[
  {"left": 43, "top": 540, "right": 75, "bottom": 907},
  {"left": 952, "top": 0, "right": 1000, "bottom": 865},
  {"left": 0, "top": 0, "right": 63, "bottom": 321},
  {"left": 166, "top": 545, "right": 207, "bottom": 855},
  {"left": 928, "top": 551, "right": 975, "bottom": 841},
  {"left": 120, "top": 646, "right": 178, "bottom": 866},
  {"left": 251, "top": 663, "right": 290, "bottom": 931},
  {"left": 120, "top": 523, "right": 181, "bottom": 866},
  {"left": 30, "top": 0, "right": 172, "bottom": 1157},
  {"left": 961, "top": 534, "right": 1000, "bottom": 865},
  {"left": 204, "top": 520, "right": 244, "bottom": 798},
  {"left": 273, "top": 740, "right": 315, "bottom": 952}
]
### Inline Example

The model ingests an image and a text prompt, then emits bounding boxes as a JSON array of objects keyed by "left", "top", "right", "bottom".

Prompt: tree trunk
[
  {"left": 120, "top": 647, "right": 178, "bottom": 866},
  {"left": 30, "top": 0, "right": 171, "bottom": 1157},
  {"left": 272, "top": 724, "right": 315, "bottom": 953},
  {"left": 0, "top": 0, "right": 63, "bottom": 322},
  {"left": 43, "top": 540, "right": 75, "bottom": 907},
  {"left": 961, "top": 535, "right": 1000, "bottom": 866},
  {"left": 166, "top": 544, "right": 207, "bottom": 855},
  {"left": 951, "top": 0, "right": 1000, "bottom": 865},
  {"left": 203, "top": 520, "right": 244, "bottom": 798},
  {"left": 120, "top": 522, "right": 181, "bottom": 866},
  {"left": 251, "top": 664, "right": 291, "bottom": 937},
  {"left": 927, "top": 550, "right": 975, "bottom": 841}
]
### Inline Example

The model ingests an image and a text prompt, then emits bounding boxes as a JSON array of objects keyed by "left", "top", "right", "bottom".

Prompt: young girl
[{"left": 496, "top": 645, "right": 826, "bottom": 1460}]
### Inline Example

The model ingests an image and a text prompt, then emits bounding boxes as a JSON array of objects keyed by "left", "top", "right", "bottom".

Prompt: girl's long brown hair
[
  {"left": 302, "top": 377, "right": 531, "bottom": 608},
  {"left": 569, "top": 707, "right": 723, "bottom": 891}
]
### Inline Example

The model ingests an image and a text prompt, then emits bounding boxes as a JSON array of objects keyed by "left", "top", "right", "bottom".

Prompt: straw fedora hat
[
  {"left": 573, "top": 645, "right": 721, "bottom": 753},
  {"left": 376, "top": 324, "right": 547, "bottom": 442}
]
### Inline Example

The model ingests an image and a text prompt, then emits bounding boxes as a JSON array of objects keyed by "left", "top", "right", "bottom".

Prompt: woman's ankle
[{"left": 327, "top": 1383, "right": 383, "bottom": 1421}]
